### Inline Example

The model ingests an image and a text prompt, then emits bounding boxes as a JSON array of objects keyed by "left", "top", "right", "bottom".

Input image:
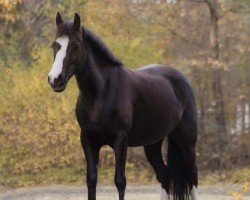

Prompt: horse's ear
[
  {"left": 73, "top": 13, "right": 81, "bottom": 30},
  {"left": 81, "top": 25, "right": 86, "bottom": 41},
  {"left": 56, "top": 12, "right": 63, "bottom": 26}
]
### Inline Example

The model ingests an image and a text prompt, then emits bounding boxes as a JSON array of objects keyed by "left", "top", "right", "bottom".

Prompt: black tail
[{"left": 166, "top": 136, "right": 191, "bottom": 200}]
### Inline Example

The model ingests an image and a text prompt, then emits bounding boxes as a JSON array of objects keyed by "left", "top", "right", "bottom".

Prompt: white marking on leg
[
  {"left": 48, "top": 36, "right": 69, "bottom": 84},
  {"left": 191, "top": 186, "right": 198, "bottom": 200},
  {"left": 160, "top": 187, "right": 167, "bottom": 200}
]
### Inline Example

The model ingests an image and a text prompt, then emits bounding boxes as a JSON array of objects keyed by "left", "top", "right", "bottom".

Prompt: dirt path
[{"left": 0, "top": 185, "right": 249, "bottom": 200}]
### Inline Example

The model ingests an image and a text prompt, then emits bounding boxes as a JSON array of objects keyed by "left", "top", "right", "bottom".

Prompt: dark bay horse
[{"left": 48, "top": 12, "right": 198, "bottom": 200}]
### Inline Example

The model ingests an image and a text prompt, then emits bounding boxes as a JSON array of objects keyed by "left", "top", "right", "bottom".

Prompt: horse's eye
[
  {"left": 51, "top": 42, "right": 60, "bottom": 50},
  {"left": 70, "top": 44, "right": 78, "bottom": 50},
  {"left": 51, "top": 42, "right": 56, "bottom": 48}
]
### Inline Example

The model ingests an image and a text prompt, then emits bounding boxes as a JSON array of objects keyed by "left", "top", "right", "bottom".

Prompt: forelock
[
  {"left": 56, "top": 22, "right": 71, "bottom": 37},
  {"left": 56, "top": 22, "right": 82, "bottom": 40}
]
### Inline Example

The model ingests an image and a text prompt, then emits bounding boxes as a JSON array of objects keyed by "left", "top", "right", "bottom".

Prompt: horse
[{"left": 48, "top": 12, "right": 198, "bottom": 200}]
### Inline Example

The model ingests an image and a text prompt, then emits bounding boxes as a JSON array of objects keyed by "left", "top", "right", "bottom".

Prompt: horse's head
[{"left": 48, "top": 12, "right": 85, "bottom": 92}]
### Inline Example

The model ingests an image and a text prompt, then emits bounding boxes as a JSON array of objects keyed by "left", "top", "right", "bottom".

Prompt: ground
[{"left": 0, "top": 185, "right": 250, "bottom": 200}]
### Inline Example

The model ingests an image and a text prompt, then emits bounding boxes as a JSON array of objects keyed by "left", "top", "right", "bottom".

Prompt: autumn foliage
[{"left": 0, "top": 0, "right": 249, "bottom": 189}]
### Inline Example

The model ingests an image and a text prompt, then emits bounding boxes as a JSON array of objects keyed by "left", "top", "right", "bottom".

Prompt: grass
[{"left": 0, "top": 165, "right": 156, "bottom": 188}]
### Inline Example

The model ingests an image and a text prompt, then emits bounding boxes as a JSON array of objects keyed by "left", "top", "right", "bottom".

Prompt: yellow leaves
[
  {"left": 232, "top": 191, "right": 243, "bottom": 200},
  {"left": 0, "top": 0, "right": 22, "bottom": 22},
  {"left": 242, "top": 181, "right": 249, "bottom": 193},
  {"left": 4, "top": 67, "right": 14, "bottom": 77},
  {"left": 0, "top": 51, "right": 83, "bottom": 186},
  {"left": 0, "top": 0, "right": 21, "bottom": 10},
  {"left": 130, "top": 38, "right": 143, "bottom": 48},
  {"left": 232, "top": 181, "right": 250, "bottom": 200}
]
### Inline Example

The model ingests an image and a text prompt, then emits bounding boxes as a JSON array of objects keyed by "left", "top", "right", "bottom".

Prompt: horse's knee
[
  {"left": 115, "top": 175, "right": 126, "bottom": 190},
  {"left": 87, "top": 173, "right": 97, "bottom": 187}
]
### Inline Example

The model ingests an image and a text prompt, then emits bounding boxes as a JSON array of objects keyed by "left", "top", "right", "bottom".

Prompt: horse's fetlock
[
  {"left": 87, "top": 174, "right": 97, "bottom": 187},
  {"left": 115, "top": 176, "right": 126, "bottom": 190}
]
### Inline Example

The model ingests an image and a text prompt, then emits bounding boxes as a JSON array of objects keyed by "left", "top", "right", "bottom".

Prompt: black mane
[{"left": 84, "top": 27, "right": 123, "bottom": 67}]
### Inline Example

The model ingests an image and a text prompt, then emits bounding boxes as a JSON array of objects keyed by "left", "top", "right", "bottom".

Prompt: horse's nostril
[
  {"left": 52, "top": 74, "right": 64, "bottom": 87},
  {"left": 57, "top": 74, "right": 63, "bottom": 82},
  {"left": 54, "top": 77, "right": 58, "bottom": 85}
]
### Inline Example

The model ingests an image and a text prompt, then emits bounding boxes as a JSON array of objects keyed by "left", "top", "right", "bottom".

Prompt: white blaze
[{"left": 48, "top": 36, "right": 69, "bottom": 84}]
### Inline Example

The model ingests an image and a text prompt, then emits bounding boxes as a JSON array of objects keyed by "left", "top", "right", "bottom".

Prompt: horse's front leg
[
  {"left": 81, "top": 132, "right": 100, "bottom": 200},
  {"left": 113, "top": 131, "right": 127, "bottom": 200}
]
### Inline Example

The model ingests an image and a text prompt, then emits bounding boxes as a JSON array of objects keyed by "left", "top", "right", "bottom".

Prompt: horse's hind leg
[
  {"left": 143, "top": 140, "right": 168, "bottom": 190},
  {"left": 170, "top": 110, "right": 198, "bottom": 200}
]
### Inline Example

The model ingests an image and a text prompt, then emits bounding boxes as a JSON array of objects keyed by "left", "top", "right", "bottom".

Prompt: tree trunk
[
  {"left": 240, "top": 98, "right": 246, "bottom": 135},
  {"left": 206, "top": 0, "right": 228, "bottom": 156}
]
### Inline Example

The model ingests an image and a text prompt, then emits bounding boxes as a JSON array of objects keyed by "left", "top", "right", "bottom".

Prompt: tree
[{"left": 203, "top": 0, "right": 228, "bottom": 155}]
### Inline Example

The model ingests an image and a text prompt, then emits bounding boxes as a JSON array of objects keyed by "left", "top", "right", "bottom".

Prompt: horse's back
[
  {"left": 137, "top": 64, "right": 188, "bottom": 82},
  {"left": 137, "top": 64, "right": 195, "bottom": 105}
]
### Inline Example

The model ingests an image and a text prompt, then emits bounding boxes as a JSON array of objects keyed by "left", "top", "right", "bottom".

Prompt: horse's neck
[
  {"left": 75, "top": 49, "right": 104, "bottom": 103},
  {"left": 83, "top": 28, "right": 123, "bottom": 67},
  {"left": 75, "top": 30, "right": 123, "bottom": 103}
]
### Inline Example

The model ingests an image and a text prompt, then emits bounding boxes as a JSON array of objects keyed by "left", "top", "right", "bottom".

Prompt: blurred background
[{"left": 0, "top": 0, "right": 249, "bottom": 189}]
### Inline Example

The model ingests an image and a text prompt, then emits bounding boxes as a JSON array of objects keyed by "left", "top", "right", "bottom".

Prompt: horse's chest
[
  {"left": 88, "top": 109, "right": 113, "bottom": 132},
  {"left": 77, "top": 100, "right": 117, "bottom": 130},
  {"left": 76, "top": 107, "right": 115, "bottom": 145}
]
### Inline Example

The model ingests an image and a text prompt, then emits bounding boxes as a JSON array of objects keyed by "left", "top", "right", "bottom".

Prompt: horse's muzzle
[{"left": 48, "top": 75, "right": 66, "bottom": 92}]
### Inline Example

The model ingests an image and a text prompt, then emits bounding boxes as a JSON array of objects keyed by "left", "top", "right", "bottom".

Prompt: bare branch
[
  {"left": 157, "top": 22, "right": 201, "bottom": 46},
  {"left": 204, "top": 0, "right": 219, "bottom": 20},
  {"left": 187, "top": 0, "right": 206, "bottom": 3}
]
